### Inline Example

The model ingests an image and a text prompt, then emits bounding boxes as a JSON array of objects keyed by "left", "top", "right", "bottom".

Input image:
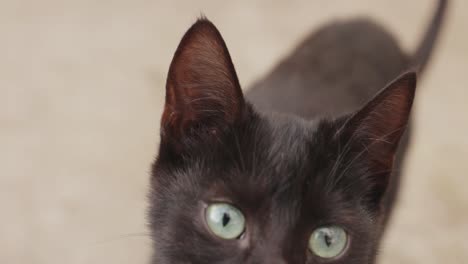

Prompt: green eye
[
  {"left": 309, "top": 226, "right": 348, "bottom": 259},
  {"left": 205, "top": 203, "right": 245, "bottom": 239}
]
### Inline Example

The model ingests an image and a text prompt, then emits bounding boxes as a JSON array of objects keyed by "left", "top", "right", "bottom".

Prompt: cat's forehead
[
  {"left": 179, "top": 111, "right": 341, "bottom": 203},
  {"left": 255, "top": 112, "right": 326, "bottom": 167},
  {"left": 262, "top": 112, "right": 318, "bottom": 154},
  {"left": 202, "top": 113, "right": 330, "bottom": 198}
]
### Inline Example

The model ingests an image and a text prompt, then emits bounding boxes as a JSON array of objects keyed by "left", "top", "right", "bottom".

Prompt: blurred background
[{"left": 1, "top": 0, "right": 467, "bottom": 263}]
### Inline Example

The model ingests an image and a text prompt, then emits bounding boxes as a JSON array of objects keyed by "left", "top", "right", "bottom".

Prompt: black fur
[{"left": 149, "top": 1, "right": 447, "bottom": 263}]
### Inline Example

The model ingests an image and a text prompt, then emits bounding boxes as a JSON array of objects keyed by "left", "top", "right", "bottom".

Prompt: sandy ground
[{"left": 1, "top": 0, "right": 467, "bottom": 263}]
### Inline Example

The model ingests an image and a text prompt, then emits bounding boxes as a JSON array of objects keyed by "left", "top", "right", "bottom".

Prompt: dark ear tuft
[
  {"left": 341, "top": 72, "right": 417, "bottom": 209},
  {"left": 162, "top": 18, "right": 245, "bottom": 142}
]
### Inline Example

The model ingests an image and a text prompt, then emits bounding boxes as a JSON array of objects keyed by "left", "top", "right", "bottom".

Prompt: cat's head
[{"left": 149, "top": 19, "right": 416, "bottom": 264}]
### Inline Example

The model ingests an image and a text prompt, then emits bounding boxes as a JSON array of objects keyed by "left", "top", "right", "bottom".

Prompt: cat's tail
[{"left": 410, "top": 0, "right": 449, "bottom": 74}]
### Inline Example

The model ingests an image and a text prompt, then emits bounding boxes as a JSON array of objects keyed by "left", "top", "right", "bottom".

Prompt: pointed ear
[
  {"left": 340, "top": 72, "right": 417, "bottom": 209},
  {"left": 161, "top": 18, "right": 246, "bottom": 142}
]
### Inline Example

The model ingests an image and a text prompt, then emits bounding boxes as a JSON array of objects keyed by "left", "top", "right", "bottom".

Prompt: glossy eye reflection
[
  {"left": 309, "top": 226, "right": 348, "bottom": 259},
  {"left": 205, "top": 203, "right": 245, "bottom": 239}
]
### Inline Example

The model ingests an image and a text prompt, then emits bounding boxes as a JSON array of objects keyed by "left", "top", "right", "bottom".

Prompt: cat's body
[
  {"left": 149, "top": 1, "right": 447, "bottom": 263},
  {"left": 248, "top": 19, "right": 407, "bottom": 118}
]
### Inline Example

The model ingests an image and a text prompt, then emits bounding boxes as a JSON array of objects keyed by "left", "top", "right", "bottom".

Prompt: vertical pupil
[
  {"left": 222, "top": 212, "right": 230, "bottom": 227},
  {"left": 324, "top": 234, "right": 333, "bottom": 247}
]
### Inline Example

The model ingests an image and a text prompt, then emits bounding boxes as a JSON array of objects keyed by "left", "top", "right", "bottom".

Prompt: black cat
[{"left": 149, "top": 1, "right": 447, "bottom": 263}]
